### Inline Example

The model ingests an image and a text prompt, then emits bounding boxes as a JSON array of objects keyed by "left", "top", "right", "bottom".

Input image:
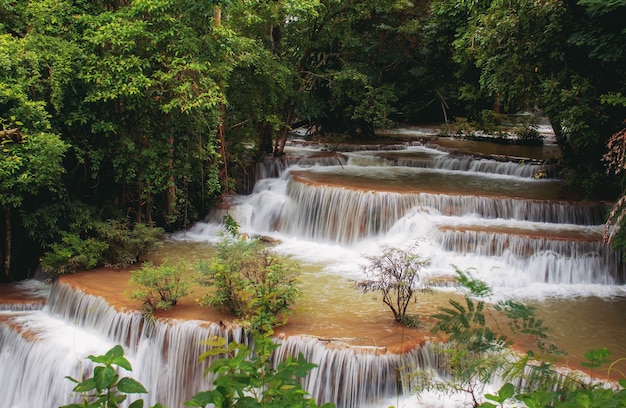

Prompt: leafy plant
[
  {"left": 196, "top": 234, "right": 302, "bottom": 333},
  {"left": 222, "top": 214, "right": 240, "bottom": 237},
  {"left": 514, "top": 124, "right": 543, "bottom": 145},
  {"left": 96, "top": 221, "right": 164, "bottom": 269},
  {"left": 581, "top": 347, "right": 613, "bottom": 380},
  {"left": 354, "top": 244, "right": 431, "bottom": 327},
  {"left": 185, "top": 333, "right": 335, "bottom": 408},
  {"left": 486, "top": 377, "right": 626, "bottom": 408},
  {"left": 41, "top": 232, "right": 109, "bottom": 275},
  {"left": 128, "top": 260, "right": 191, "bottom": 319},
  {"left": 479, "top": 382, "right": 514, "bottom": 408},
  {"left": 61, "top": 345, "right": 163, "bottom": 408},
  {"left": 426, "top": 267, "right": 566, "bottom": 407},
  {"left": 41, "top": 219, "right": 163, "bottom": 276}
]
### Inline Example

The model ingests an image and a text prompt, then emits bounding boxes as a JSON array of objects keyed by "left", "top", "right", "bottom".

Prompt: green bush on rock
[
  {"left": 128, "top": 260, "right": 191, "bottom": 319},
  {"left": 195, "top": 233, "right": 302, "bottom": 333}
]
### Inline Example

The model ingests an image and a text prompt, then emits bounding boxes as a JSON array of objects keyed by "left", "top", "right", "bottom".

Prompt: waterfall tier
[{"left": 0, "top": 283, "right": 438, "bottom": 408}]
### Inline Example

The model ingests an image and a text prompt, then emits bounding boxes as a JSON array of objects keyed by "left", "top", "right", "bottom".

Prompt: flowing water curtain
[
  {"left": 2, "top": 282, "right": 430, "bottom": 408},
  {"left": 284, "top": 180, "right": 418, "bottom": 244}
]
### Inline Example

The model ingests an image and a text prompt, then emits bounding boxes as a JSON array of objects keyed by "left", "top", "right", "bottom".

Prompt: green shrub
[
  {"left": 128, "top": 260, "right": 191, "bottom": 319},
  {"left": 40, "top": 219, "right": 163, "bottom": 276},
  {"left": 477, "top": 109, "right": 501, "bottom": 134},
  {"left": 451, "top": 117, "right": 476, "bottom": 137},
  {"left": 196, "top": 235, "right": 302, "bottom": 333},
  {"left": 41, "top": 232, "right": 109, "bottom": 275},
  {"left": 514, "top": 124, "right": 543, "bottom": 144},
  {"left": 423, "top": 267, "right": 568, "bottom": 405},
  {"left": 62, "top": 338, "right": 334, "bottom": 408},
  {"left": 95, "top": 220, "right": 164, "bottom": 269}
]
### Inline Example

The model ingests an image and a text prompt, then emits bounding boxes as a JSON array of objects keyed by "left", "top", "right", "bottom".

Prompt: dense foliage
[
  {"left": 2, "top": 0, "right": 625, "bottom": 280},
  {"left": 187, "top": 334, "right": 335, "bottom": 408},
  {"left": 422, "top": 268, "right": 626, "bottom": 408},
  {"left": 40, "top": 219, "right": 164, "bottom": 276}
]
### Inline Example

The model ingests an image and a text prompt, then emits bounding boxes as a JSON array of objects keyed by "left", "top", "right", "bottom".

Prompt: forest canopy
[{"left": 1, "top": 0, "right": 625, "bottom": 280}]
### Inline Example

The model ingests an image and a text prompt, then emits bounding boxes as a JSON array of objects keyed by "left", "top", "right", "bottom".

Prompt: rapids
[{"left": 2, "top": 135, "right": 626, "bottom": 408}]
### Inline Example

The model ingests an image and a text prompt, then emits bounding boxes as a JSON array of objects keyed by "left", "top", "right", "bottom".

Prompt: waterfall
[
  {"left": 0, "top": 283, "right": 440, "bottom": 408},
  {"left": 282, "top": 181, "right": 606, "bottom": 245},
  {"left": 283, "top": 180, "right": 417, "bottom": 244},
  {"left": 193, "top": 145, "right": 620, "bottom": 295},
  {"left": 433, "top": 228, "right": 624, "bottom": 285},
  {"left": 3, "top": 140, "right": 624, "bottom": 408}
]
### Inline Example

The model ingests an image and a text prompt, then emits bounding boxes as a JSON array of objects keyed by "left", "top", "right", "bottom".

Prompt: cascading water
[
  {"left": 2, "top": 138, "right": 626, "bottom": 408},
  {"left": 197, "top": 142, "right": 622, "bottom": 298},
  {"left": 0, "top": 282, "right": 439, "bottom": 408}
]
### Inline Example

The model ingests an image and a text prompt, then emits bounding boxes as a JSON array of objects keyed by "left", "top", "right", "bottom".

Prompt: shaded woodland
[{"left": 1, "top": 0, "right": 625, "bottom": 280}]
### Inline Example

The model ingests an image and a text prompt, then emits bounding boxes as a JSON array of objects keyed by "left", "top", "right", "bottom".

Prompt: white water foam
[{"left": 173, "top": 147, "right": 625, "bottom": 302}]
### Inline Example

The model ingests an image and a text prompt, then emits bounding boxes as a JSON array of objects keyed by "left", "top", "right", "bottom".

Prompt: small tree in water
[{"left": 354, "top": 244, "right": 431, "bottom": 327}]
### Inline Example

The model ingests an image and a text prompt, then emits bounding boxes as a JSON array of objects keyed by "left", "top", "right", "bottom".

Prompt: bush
[
  {"left": 41, "top": 232, "right": 109, "bottom": 275},
  {"left": 196, "top": 235, "right": 302, "bottom": 333},
  {"left": 40, "top": 219, "right": 164, "bottom": 276},
  {"left": 514, "top": 123, "right": 543, "bottom": 145},
  {"left": 477, "top": 109, "right": 502, "bottom": 135},
  {"left": 424, "top": 268, "right": 569, "bottom": 406},
  {"left": 95, "top": 220, "right": 164, "bottom": 269},
  {"left": 128, "top": 260, "right": 191, "bottom": 319},
  {"left": 354, "top": 244, "right": 431, "bottom": 327},
  {"left": 63, "top": 338, "right": 335, "bottom": 408}
]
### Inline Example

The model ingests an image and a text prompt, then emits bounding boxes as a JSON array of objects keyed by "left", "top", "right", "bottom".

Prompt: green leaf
[
  {"left": 64, "top": 376, "right": 80, "bottom": 384},
  {"left": 128, "top": 400, "right": 145, "bottom": 408},
  {"left": 498, "top": 383, "right": 515, "bottom": 400},
  {"left": 110, "top": 355, "right": 133, "bottom": 371},
  {"left": 73, "top": 377, "right": 97, "bottom": 393},
  {"left": 185, "top": 390, "right": 224, "bottom": 407},
  {"left": 117, "top": 377, "right": 149, "bottom": 394},
  {"left": 94, "top": 365, "right": 117, "bottom": 391}
]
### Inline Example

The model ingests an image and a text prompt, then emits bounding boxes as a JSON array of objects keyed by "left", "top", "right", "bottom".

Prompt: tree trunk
[
  {"left": 213, "top": 5, "right": 221, "bottom": 27},
  {"left": 4, "top": 208, "right": 13, "bottom": 281},
  {"left": 214, "top": 6, "right": 229, "bottom": 196},
  {"left": 257, "top": 123, "right": 274, "bottom": 155},
  {"left": 275, "top": 104, "right": 295, "bottom": 157},
  {"left": 167, "top": 133, "right": 176, "bottom": 225}
]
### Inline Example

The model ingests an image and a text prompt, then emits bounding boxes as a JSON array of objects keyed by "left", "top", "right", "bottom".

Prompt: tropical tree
[
  {"left": 0, "top": 32, "right": 69, "bottom": 280},
  {"left": 71, "top": 0, "right": 230, "bottom": 227},
  {"left": 444, "top": 0, "right": 626, "bottom": 195}
]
